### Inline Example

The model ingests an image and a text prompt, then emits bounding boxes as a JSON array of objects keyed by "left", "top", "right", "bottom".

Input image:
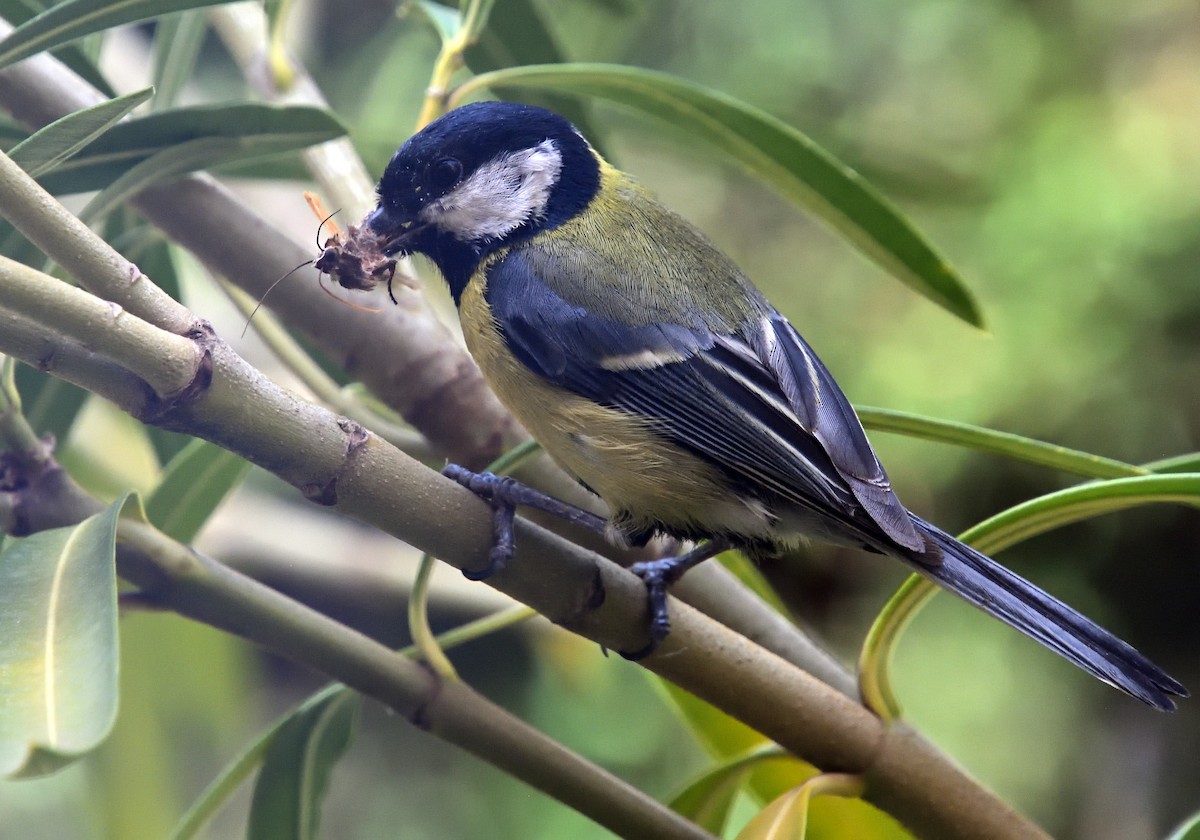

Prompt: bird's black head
[{"left": 368, "top": 101, "right": 601, "bottom": 299}]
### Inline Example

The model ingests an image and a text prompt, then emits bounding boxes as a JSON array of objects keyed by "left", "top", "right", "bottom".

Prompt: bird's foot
[
  {"left": 442, "top": 464, "right": 606, "bottom": 580},
  {"left": 620, "top": 538, "right": 731, "bottom": 660}
]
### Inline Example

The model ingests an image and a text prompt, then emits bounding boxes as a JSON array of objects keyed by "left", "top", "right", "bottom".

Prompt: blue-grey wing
[{"left": 485, "top": 249, "right": 922, "bottom": 551}]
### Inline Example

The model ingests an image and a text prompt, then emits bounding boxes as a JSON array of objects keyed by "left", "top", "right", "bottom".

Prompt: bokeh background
[{"left": 1, "top": 1, "right": 1197, "bottom": 838}]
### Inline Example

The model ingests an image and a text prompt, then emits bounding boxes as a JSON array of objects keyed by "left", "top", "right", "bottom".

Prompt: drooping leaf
[
  {"left": 857, "top": 406, "right": 1146, "bottom": 480},
  {"left": 246, "top": 689, "right": 359, "bottom": 840},
  {"left": 36, "top": 104, "right": 345, "bottom": 196},
  {"left": 8, "top": 87, "right": 153, "bottom": 178},
  {"left": 14, "top": 364, "right": 89, "bottom": 442},
  {"left": 736, "top": 786, "right": 812, "bottom": 840},
  {"left": 460, "top": 64, "right": 983, "bottom": 327},
  {"left": 151, "top": 11, "right": 207, "bottom": 110},
  {"left": 145, "top": 438, "right": 250, "bottom": 544},
  {"left": 669, "top": 746, "right": 787, "bottom": 833},
  {"left": 0, "top": 0, "right": 236, "bottom": 71},
  {"left": 410, "top": 0, "right": 461, "bottom": 45},
  {"left": 78, "top": 136, "right": 245, "bottom": 222},
  {"left": 1167, "top": 812, "right": 1200, "bottom": 840},
  {"left": 0, "top": 0, "right": 116, "bottom": 94},
  {"left": 464, "top": 1, "right": 608, "bottom": 156},
  {"left": 0, "top": 496, "right": 128, "bottom": 778}
]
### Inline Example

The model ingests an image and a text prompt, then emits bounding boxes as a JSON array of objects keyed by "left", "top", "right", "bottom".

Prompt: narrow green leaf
[
  {"left": 463, "top": 0, "right": 608, "bottom": 156},
  {"left": 8, "top": 87, "right": 153, "bottom": 178},
  {"left": 37, "top": 103, "right": 346, "bottom": 195},
  {"left": 77, "top": 136, "right": 242, "bottom": 222},
  {"left": 0, "top": 0, "right": 235, "bottom": 71},
  {"left": 0, "top": 0, "right": 116, "bottom": 95},
  {"left": 857, "top": 406, "right": 1147, "bottom": 479},
  {"left": 14, "top": 365, "right": 89, "bottom": 442},
  {"left": 460, "top": 0, "right": 497, "bottom": 41},
  {"left": 861, "top": 473, "right": 1200, "bottom": 719},
  {"left": 246, "top": 690, "right": 359, "bottom": 840},
  {"left": 736, "top": 786, "right": 812, "bottom": 840},
  {"left": 171, "top": 683, "right": 349, "bottom": 840},
  {"left": 410, "top": 0, "right": 461, "bottom": 44},
  {"left": 0, "top": 495, "right": 128, "bottom": 778},
  {"left": 670, "top": 745, "right": 787, "bottom": 833},
  {"left": 145, "top": 438, "right": 250, "bottom": 544},
  {"left": 458, "top": 64, "right": 983, "bottom": 327},
  {"left": 1167, "top": 812, "right": 1200, "bottom": 840},
  {"left": 151, "top": 12, "right": 207, "bottom": 110},
  {"left": 1143, "top": 453, "right": 1200, "bottom": 474},
  {"left": 962, "top": 473, "right": 1200, "bottom": 557}
]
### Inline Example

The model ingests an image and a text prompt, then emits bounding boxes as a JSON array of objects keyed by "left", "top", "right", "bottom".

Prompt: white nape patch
[{"left": 420, "top": 140, "right": 563, "bottom": 242}]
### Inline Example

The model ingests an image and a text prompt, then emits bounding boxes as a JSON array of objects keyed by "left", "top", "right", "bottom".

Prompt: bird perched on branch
[{"left": 363, "top": 100, "right": 1185, "bottom": 710}]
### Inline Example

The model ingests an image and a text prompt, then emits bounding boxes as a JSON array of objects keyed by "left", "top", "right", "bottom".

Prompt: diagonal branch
[
  {"left": 0, "top": 23, "right": 860, "bottom": 698},
  {"left": 0, "top": 221, "right": 1046, "bottom": 840}
]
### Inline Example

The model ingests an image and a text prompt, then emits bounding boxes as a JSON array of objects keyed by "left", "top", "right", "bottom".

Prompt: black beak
[{"left": 366, "top": 205, "right": 426, "bottom": 256}]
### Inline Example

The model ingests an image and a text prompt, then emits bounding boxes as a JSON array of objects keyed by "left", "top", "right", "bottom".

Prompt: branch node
[
  {"left": 408, "top": 660, "right": 445, "bottom": 731},
  {"left": 137, "top": 323, "right": 216, "bottom": 424}
]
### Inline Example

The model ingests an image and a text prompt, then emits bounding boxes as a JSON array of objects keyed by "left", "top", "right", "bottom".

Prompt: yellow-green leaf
[
  {"left": 246, "top": 689, "right": 359, "bottom": 840},
  {"left": 145, "top": 438, "right": 250, "bottom": 544},
  {"left": 0, "top": 0, "right": 235, "bottom": 71},
  {"left": 0, "top": 496, "right": 127, "bottom": 778},
  {"left": 8, "top": 87, "right": 153, "bottom": 178}
]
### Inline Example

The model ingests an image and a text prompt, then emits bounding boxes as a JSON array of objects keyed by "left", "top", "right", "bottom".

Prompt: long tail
[{"left": 905, "top": 515, "right": 1187, "bottom": 710}]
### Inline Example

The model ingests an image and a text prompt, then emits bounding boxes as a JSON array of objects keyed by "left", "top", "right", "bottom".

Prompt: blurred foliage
[{"left": 0, "top": 0, "right": 1197, "bottom": 839}]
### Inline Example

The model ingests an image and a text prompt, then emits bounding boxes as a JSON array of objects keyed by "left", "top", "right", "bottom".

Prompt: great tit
[{"left": 366, "top": 101, "right": 1185, "bottom": 710}]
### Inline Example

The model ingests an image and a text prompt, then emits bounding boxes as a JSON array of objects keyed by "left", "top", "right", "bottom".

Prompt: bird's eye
[{"left": 430, "top": 157, "right": 463, "bottom": 188}]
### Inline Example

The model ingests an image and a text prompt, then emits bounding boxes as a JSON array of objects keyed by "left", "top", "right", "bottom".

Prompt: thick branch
[
  {"left": 0, "top": 29, "right": 857, "bottom": 702},
  {"left": 0, "top": 291, "right": 1044, "bottom": 840},
  {"left": 113, "top": 518, "right": 714, "bottom": 840}
]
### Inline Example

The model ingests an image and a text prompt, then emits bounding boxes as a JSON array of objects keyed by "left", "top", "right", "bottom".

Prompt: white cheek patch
[{"left": 421, "top": 140, "right": 563, "bottom": 242}]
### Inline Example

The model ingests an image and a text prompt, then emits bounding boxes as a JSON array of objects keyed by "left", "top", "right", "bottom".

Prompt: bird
[{"left": 363, "top": 100, "right": 1186, "bottom": 710}]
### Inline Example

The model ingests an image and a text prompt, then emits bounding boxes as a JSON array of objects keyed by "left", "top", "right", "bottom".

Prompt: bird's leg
[
  {"left": 622, "top": 537, "right": 732, "bottom": 660},
  {"left": 442, "top": 464, "right": 608, "bottom": 579}
]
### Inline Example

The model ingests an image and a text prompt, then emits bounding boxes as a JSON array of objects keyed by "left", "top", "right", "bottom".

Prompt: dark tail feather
[{"left": 906, "top": 515, "right": 1187, "bottom": 711}]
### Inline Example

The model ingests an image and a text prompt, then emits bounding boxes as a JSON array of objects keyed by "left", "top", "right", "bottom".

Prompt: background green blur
[{"left": 2, "top": 1, "right": 1197, "bottom": 838}]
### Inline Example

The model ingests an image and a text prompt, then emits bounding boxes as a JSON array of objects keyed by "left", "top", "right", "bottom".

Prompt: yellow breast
[{"left": 458, "top": 260, "right": 771, "bottom": 542}]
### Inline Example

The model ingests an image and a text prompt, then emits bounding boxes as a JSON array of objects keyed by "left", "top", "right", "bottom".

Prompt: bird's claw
[
  {"left": 443, "top": 465, "right": 517, "bottom": 580},
  {"left": 619, "top": 558, "right": 683, "bottom": 660}
]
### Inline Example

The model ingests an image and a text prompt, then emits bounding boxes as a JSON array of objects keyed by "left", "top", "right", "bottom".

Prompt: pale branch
[
  {"left": 0, "top": 131, "right": 197, "bottom": 337},
  {"left": 109, "top": 517, "right": 718, "bottom": 840},
  {"left": 0, "top": 252, "right": 203, "bottom": 398},
  {"left": 0, "top": 260, "right": 1045, "bottom": 840},
  {"left": 0, "top": 27, "right": 861, "bottom": 700}
]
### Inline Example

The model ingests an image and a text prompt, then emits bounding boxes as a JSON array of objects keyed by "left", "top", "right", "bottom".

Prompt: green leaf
[
  {"left": 736, "top": 786, "right": 812, "bottom": 840},
  {"left": 1144, "top": 452, "right": 1200, "bottom": 474},
  {"left": 37, "top": 103, "right": 346, "bottom": 196},
  {"left": 857, "top": 406, "right": 1146, "bottom": 480},
  {"left": 8, "top": 87, "right": 153, "bottom": 178},
  {"left": 410, "top": 0, "right": 461, "bottom": 44},
  {"left": 861, "top": 472, "right": 1200, "bottom": 719},
  {"left": 78, "top": 136, "right": 244, "bottom": 222},
  {"left": 151, "top": 11, "right": 207, "bottom": 110},
  {"left": 669, "top": 745, "right": 787, "bottom": 833},
  {"left": 14, "top": 365, "right": 89, "bottom": 442},
  {"left": 144, "top": 438, "right": 250, "bottom": 544},
  {"left": 1167, "top": 812, "right": 1200, "bottom": 840},
  {"left": 963, "top": 473, "right": 1200, "bottom": 557},
  {"left": 171, "top": 683, "right": 348, "bottom": 840},
  {"left": 0, "top": 0, "right": 116, "bottom": 95},
  {"left": 458, "top": 64, "right": 983, "bottom": 327},
  {"left": 246, "top": 689, "right": 359, "bottom": 840},
  {"left": 0, "top": 0, "right": 236, "bottom": 71},
  {"left": 464, "top": 1, "right": 608, "bottom": 157},
  {"left": 0, "top": 496, "right": 127, "bottom": 778}
]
